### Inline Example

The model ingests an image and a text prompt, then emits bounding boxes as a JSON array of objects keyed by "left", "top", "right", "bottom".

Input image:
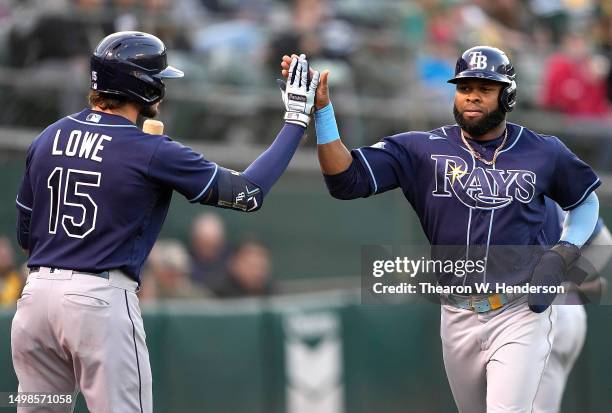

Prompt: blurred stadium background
[{"left": 0, "top": 0, "right": 612, "bottom": 412}]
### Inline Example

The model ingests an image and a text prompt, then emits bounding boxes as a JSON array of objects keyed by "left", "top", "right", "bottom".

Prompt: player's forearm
[
  {"left": 318, "top": 140, "right": 352, "bottom": 174},
  {"left": 199, "top": 123, "right": 305, "bottom": 213},
  {"left": 314, "top": 104, "right": 352, "bottom": 174},
  {"left": 315, "top": 103, "right": 371, "bottom": 198},
  {"left": 242, "top": 123, "right": 305, "bottom": 196}
]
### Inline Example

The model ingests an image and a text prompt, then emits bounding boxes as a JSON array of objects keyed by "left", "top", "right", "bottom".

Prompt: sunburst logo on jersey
[{"left": 447, "top": 164, "right": 467, "bottom": 185}]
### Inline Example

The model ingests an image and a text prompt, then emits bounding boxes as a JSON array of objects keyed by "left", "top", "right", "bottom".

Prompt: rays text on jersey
[
  {"left": 431, "top": 154, "right": 536, "bottom": 210},
  {"left": 51, "top": 129, "right": 113, "bottom": 163}
]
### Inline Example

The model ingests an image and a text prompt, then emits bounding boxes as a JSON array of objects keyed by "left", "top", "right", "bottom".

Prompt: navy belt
[{"left": 29, "top": 266, "right": 110, "bottom": 280}]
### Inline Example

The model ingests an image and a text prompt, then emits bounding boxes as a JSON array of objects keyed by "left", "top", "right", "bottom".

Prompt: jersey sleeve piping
[
  {"left": 16, "top": 197, "right": 32, "bottom": 213},
  {"left": 355, "top": 148, "right": 378, "bottom": 194},
  {"left": 561, "top": 178, "right": 601, "bottom": 211},
  {"left": 189, "top": 163, "right": 219, "bottom": 203}
]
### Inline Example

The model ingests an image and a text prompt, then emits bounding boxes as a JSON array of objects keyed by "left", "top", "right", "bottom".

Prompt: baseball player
[
  {"left": 12, "top": 32, "right": 319, "bottom": 413},
  {"left": 281, "top": 46, "right": 601, "bottom": 412},
  {"left": 533, "top": 199, "right": 611, "bottom": 413}
]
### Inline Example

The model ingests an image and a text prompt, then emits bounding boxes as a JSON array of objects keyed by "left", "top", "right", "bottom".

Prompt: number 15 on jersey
[{"left": 47, "top": 167, "right": 101, "bottom": 239}]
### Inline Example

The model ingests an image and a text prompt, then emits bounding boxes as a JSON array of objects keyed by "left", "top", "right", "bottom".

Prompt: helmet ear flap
[{"left": 500, "top": 80, "right": 517, "bottom": 112}]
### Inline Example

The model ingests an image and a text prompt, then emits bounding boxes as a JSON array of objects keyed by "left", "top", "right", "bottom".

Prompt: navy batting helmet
[
  {"left": 447, "top": 46, "right": 517, "bottom": 112},
  {"left": 90, "top": 31, "right": 184, "bottom": 106}
]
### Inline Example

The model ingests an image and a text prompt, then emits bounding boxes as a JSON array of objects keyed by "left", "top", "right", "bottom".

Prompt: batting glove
[
  {"left": 277, "top": 54, "right": 320, "bottom": 128},
  {"left": 528, "top": 242, "right": 580, "bottom": 313}
]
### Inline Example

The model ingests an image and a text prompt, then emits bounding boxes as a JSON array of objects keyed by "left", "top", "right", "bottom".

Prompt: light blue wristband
[{"left": 314, "top": 103, "right": 340, "bottom": 145}]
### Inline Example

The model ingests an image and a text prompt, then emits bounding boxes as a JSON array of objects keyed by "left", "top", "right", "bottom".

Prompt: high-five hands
[
  {"left": 281, "top": 54, "right": 330, "bottom": 111},
  {"left": 278, "top": 54, "right": 320, "bottom": 128}
]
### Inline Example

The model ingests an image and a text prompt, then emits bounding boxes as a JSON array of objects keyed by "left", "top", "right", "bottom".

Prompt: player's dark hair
[
  {"left": 88, "top": 91, "right": 158, "bottom": 120},
  {"left": 88, "top": 91, "right": 129, "bottom": 110}
]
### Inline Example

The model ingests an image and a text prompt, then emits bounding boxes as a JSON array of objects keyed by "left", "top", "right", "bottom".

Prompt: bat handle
[{"left": 143, "top": 119, "right": 164, "bottom": 135}]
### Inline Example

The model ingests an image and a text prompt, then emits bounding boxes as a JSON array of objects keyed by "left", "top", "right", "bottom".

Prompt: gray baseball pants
[
  {"left": 441, "top": 295, "right": 556, "bottom": 413},
  {"left": 11, "top": 267, "right": 152, "bottom": 413},
  {"left": 532, "top": 304, "right": 586, "bottom": 413}
]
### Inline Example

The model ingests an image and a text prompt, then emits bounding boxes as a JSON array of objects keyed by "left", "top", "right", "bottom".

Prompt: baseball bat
[{"left": 143, "top": 119, "right": 164, "bottom": 135}]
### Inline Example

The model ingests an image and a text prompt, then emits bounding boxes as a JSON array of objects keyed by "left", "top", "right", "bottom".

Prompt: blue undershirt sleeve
[
  {"left": 242, "top": 123, "right": 305, "bottom": 196},
  {"left": 560, "top": 192, "right": 599, "bottom": 247}
]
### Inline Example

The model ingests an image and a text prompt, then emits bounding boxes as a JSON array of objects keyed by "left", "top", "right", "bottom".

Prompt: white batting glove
[{"left": 277, "top": 54, "right": 320, "bottom": 128}]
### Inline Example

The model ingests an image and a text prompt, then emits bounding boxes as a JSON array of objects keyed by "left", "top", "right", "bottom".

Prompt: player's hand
[
  {"left": 278, "top": 54, "right": 320, "bottom": 128},
  {"left": 528, "top": 243, "right": 580, "bottom": 313},
  {"left": 281, "top": 54, "right": 330, "bottom": 110}
]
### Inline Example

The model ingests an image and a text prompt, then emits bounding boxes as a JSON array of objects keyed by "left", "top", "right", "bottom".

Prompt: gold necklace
[{"left": 460, "top": 128, "right": 508, "bottom": 166}]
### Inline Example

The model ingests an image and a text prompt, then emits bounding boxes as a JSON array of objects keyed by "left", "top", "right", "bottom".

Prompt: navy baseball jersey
[
  {"left": 542, "top": 197, "right": 566, "bottom": 245},
  {"left": 350, "top": 122, "right": 600, "bottom": 286},
  {"left": 16, "top": 109, "right": 218, "bottom": 282}
]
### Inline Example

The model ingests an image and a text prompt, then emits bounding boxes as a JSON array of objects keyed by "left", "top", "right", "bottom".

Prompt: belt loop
[{"left": 488, "top": 294, "right": 503, "bottom": 310}]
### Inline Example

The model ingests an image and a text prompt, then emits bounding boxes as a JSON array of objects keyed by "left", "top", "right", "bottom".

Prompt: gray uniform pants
[
  {"left": 441, "top": 296, "right": 556, "bottom": 413},
  {"left": 533, "top": 304, "right": 587, "bottom": 413},
  {"left": 11, "top": 267, "right": 152, "bottom": 413}
]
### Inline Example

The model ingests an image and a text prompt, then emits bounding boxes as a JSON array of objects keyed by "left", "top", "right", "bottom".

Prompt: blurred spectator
[
  {"left": 189, "top": 213, "right": 231, "bottom": 293},
  {"left": 453, "top": 1, "right": 527, "bottom": 51},
  {"left": 111, "top": 0, "right": 192, "bottom": 50},
  {"left": 141, "top": 239, "right": 209, "bottom": 301},
  {"left": 476, "top": 0, "right": 531, "bottom": 33},
  {"left": 415, "top": 40, "right": 456, "bottom": 103},
  {"left": 8, "top": 0, "right": 109, "bottom": 68},
  {"left": 267, "top": 0, "right": 356, "bottom": 82},
  {"left": 539, "top": 31, "right": 609, "bottom": 117},
  {"left": 528, "top": 0, "right": 569, "bottom": 45},
  {"left": 190, "top": 3, "right": 267, "bottom": 86},
  {"left": 0, "top": 237, "right": 24, "bottom": 306},
  {"left": 6, "top": 0, "right": 112, "bottom": 116},
  {"left": 595, "top": 5, "right": 612, "bottom": 103},
  {"left": 216, "top": 238, "right": 273, "bottom": 298}
]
